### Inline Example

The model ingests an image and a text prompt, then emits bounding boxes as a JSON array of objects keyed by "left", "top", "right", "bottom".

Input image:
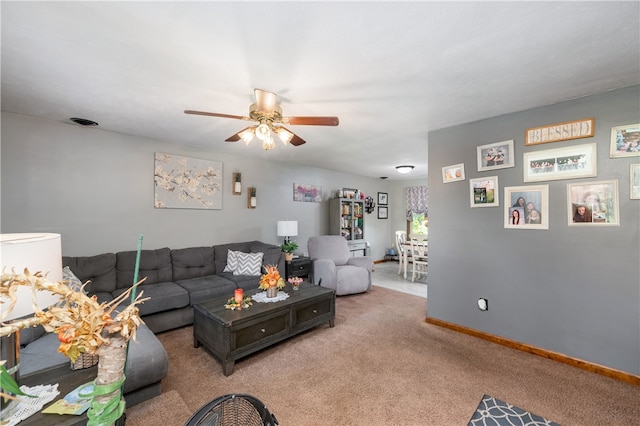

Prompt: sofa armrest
[
  {"left": 347, "top": 256, "right": 373, "bottom": 271},
  {"left": 311, "top": 259, "right": 337, "bottom": 291}
]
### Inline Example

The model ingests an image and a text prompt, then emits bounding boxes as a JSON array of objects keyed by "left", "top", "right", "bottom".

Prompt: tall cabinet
[{"left": 329, "top": 198, "right": 367, "bottom": 256}]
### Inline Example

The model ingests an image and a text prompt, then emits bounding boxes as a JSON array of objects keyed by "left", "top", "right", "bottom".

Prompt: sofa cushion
[
  {"left": 116, "top": 248, "right": 172, "bottom": 289},
  {"left": 62, "top": 253, "right": 117, "bottom": 294},
  {"left": 113, "top": 281, "right": 189, "bottom": 316},
  {"left": 175, "top": 274, "right": 237, "bottom": 305},
  {"left": 214, "top": 242, "right": 255, "bottom": 273},
  {"left": 224, "top": 250, "right": 263, "bottom": 276},
  {"left": 171, "top": 247, "right": 216, "bottom": 280},
  {"left": 221, "top": 272, "right": 262, "bottom": 291}
]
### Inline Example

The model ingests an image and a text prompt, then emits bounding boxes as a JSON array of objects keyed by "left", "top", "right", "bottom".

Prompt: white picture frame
[
  {"left": 610, "top": 123, "right": 640, "bottom": 158},
  {"left": 631, "top": 164, "right": 640, "bottom": 200},
  {"left": 442, "top": 163, "right": 465, "bottom": 183},
  {"left": 567, "top": 180, "right": 619, "bottom": 226},
  {"left": 504, "top": 185, "right": 549, "bottom": 230},
  {"left": 469, "top": 176, "right": 499, "bottom": 208},
  {"left": 476, "top": 140, "right": 515, "bottom": 172},
  {"left": 523, "top": 143, "right": 597, "bottom": 183}
]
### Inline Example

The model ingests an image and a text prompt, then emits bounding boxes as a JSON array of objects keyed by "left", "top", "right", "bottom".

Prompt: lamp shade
[
  {"left": 276, "top": 221, "right": 298, "bottom": 237},
  {"left": 0, "top": 233, "right": 62, "bottom": 320}
]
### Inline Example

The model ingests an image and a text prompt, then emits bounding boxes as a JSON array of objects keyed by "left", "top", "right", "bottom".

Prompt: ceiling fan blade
[
  {"left": 254, "top": 89, "right": 277, "bottom": 114},
  {"left": 225, "top": 126, "right": 255, "bottom": 142},
  {"left": 184, "top": 110, "right": 246, "bottom": 120},
  {"left": 289, "top": 132, "right": 306, "bottom": 146},
  {"left": 286, "top": 116, "right": 339, "bottom": 126}
]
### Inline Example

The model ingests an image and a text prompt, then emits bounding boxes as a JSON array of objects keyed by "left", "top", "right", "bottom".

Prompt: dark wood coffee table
[{"left": 193, "top": 282, "right": 335, "bottom": 376}]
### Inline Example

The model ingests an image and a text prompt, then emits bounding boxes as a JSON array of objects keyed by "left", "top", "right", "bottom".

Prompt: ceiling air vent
[{"left": 70, "top": 117, "right": 98, "bottom": 126}]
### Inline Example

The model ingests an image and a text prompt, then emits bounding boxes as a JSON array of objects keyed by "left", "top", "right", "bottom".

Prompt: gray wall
[
  {"left": 1, "top": 112, "right": 405, "bottom": 260},
  {"left": 427, "top": 85, "right": 640, "bottom": 375}
]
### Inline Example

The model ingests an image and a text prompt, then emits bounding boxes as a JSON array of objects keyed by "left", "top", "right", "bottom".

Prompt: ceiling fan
[{"left": 185, "top": 88, "right": 339, "bottom": 150}]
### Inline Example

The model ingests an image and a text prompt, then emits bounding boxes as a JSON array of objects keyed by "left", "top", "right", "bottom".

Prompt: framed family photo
[
  {"left": 567, "top": 180, "right": 619, "bottom": 226},
  {"left": 442, "top": 163, "right": 465, "bottom": 183},
  {"left": 469, "top": 176, "right": 499, "bottom": 208},
  {"left": 610, "top": 123, "right": 640, "bottom": 158},
  {"left": 523, "top": 143, "right": 597, "bottom": 183},
  {"left": 476, "top": 140, "right": 515, "bottom": 172},
  {"left": 504, "top": 185, "right": 549, "bottom": 230},
  {"left": 631, "top": 164, "right": 640, "bottom": 200}
]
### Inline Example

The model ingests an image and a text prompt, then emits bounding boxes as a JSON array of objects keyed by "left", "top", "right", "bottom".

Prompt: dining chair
[
  {"left": 395, "top": 230, "right": 408, "bottom": 275},
  {"left": 409, "top": 234, "right": 428, "bottom": 282}
]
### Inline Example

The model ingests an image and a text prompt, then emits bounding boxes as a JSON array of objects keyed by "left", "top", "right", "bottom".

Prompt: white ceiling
[{"left": 2, "top": 2, "right": 638, "bottom": 180}]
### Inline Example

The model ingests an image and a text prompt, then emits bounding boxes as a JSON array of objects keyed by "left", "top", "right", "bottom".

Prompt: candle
[{"left": 234, "top": 288, "right": 243, "bottom": 304}]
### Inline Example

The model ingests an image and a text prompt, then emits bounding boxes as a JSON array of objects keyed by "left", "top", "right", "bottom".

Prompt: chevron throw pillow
[
  {"left": 223, "top": 249, "right": 240, "bottom": 273},
  {"left": 234, "top": 251, "right": 264, "bottom": 276}
]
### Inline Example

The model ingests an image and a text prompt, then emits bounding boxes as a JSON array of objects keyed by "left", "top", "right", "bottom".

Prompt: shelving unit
[{"left": 330, "top": 198, "right": 366, "bottom": 255}]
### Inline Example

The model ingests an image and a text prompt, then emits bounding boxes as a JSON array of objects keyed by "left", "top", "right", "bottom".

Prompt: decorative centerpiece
[
  {"left": 224, "top": 295, "right": 253, "bottom": 310},
  {"left": 258, "top": 264, "right": 285, "bottom": 298},
  {"left": 288, "top": 276, "right": 303, "bottom": 290}
]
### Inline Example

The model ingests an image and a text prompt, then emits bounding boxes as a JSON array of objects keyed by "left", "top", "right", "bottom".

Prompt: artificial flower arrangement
[
  {"left": 224, "top": 296, "right": 253, "bottom": 310},
  {"left": 0, "top": 268, "right": 147, "bottom": 426},
  {"left": 287, "top": 277, "right": 303, "bottom": 288},
  {"left": 258, "top": 264, "right": 286, "bottom": 291}
]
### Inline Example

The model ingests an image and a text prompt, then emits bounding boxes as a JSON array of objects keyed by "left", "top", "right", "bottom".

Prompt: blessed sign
[{"left": 525, "top": 118, "right": 594, "bottom": 146}]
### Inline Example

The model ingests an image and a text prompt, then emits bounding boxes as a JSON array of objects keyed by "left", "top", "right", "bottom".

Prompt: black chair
[{"left": 184, "top": 394, "right": 278, "bottom": 426}]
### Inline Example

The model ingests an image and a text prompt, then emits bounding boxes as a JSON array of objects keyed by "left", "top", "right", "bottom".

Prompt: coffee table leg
[
  {"left": 223, "top": 359, "right": 235, "bottom": 376},
  {"left": 329, "top": 319, "right": 335, "bottom": 328}
]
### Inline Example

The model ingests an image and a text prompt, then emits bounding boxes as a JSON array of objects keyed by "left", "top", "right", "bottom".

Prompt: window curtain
[{"left": 406, "top": 186, "right": 428, "bottom": 220}]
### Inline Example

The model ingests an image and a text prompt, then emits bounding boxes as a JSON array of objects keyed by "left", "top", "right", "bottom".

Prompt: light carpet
[
  {"left": 125, "top": 390, "right": 191, "bottom": 426},
  {"left": 125, "top": 286, "right": 639, "bottom": 425}
]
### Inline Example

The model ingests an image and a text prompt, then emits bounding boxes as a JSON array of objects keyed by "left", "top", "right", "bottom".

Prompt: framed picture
[
  {"left": 567, "top": 180, "right": 619, "bottom": 226},
  {"left": 378, "top": 192, "right": 388, "bottom": 205},
  {"left": 610, "top": 123, "right": 640, "bottom": 158},
  {"left": 523, "top": 143, "right": 597, "bottom": 183},
  {"left": 525, "top": 117, "right": 594, "bottom": 146},
  {"left": 469, "top": 176, "right": 499, "bottom": 208},
  {"left": 442, "top": 163, "right": 465, "bottom": 183},
  {"left": 631, "top": 164, "right": 640, "bottom": 199},
  {"left": 504, "top": 185, "right": 549, "bottom": 230},
  {"left": 294, "top": 183, "right": 323, "bottom": 202},
  {"left": 154, "top": 152, "right": 223, "bottom": 209},
  {"left": 377, "top": 206, "right": 388, "bottom": 219},
  {"left": 476, "top": 140, "right": 515, "bottom": 172}
]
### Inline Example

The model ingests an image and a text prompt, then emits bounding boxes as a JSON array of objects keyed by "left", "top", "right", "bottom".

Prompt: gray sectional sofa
[{"left": 20, "top": 240, "right": 284, "bottom": 407}]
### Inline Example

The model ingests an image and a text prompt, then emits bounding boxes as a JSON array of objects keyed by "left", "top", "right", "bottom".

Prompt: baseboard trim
[{"left": 425, "top": 316, "right": 640, "bottom": 386}]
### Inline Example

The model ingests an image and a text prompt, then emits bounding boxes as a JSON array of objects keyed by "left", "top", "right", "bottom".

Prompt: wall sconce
[
  {"left": 247, "top": 187, "right": 257, "bottom": 208},
  {"left": 232, "top": 172, "right": 242, "bottom": 195}
]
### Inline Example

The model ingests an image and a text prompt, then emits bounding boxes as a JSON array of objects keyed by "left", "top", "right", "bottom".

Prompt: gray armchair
[{"left": 307, "top": 235, "right": 373, "bottom": 296}]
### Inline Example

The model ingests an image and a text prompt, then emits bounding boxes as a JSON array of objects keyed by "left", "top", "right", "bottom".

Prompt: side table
[
  {"left": 286, "top": 256, "right": 311, "bottom": 280},
  {"left": 20, "top": 365, "right": 125, "bottom": 426}
]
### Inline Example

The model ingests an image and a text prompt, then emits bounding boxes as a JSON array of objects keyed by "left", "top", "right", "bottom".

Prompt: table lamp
[
  {"left": 276, "top": 221, "right": 298, "bottom": 243},
  {"left": 0, "top": 233, "right": 62, "bottom": 420}
]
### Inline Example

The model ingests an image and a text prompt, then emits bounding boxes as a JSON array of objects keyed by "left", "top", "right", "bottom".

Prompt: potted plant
[{"left": 279, "top": 241, "right": 298, "bottom": 262}]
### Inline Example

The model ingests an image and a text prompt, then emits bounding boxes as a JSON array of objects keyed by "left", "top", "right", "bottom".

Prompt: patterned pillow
[
  {"left": 63, "top": 266, "right": 86, "bottom": 293},
  {"left": 233, "top": 252, "right": 264, "bottom": 276},
  {"left": 223, "top": 249, "right": 239, "bottom": 273}
]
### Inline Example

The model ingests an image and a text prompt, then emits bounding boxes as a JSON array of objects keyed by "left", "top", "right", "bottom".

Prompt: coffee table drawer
[
  {"left": 235, "top": 312, "right": 288, "bottom": 349},
  {"left": 294, "top": 296, "right": 333, "bottom": 328}
]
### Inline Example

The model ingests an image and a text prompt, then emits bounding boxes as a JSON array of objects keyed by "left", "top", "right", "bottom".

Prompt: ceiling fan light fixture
[
  {"left": 275, "top": 127, "right": 294, "bottom": 145},
  {"left": 396, "top": 165, "right": 415, "bottom": 174},
  {"left": 256, "top": 123, "right": 270, "bottom": 141},
  {"left": 262, "top": 133, "right": 276, "bottom": 151},
  {"left": 239, "top": 127, "right": 255, "bottom": 145}
]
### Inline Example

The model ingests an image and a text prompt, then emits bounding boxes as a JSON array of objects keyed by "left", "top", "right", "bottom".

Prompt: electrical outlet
[{"left": 477, "top": 298, "right": 488, "bottom": 311}]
